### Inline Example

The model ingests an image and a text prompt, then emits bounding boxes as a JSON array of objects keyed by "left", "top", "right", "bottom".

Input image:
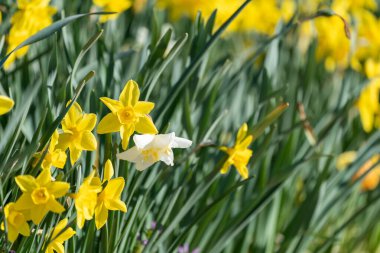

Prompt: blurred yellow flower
[
  {"left": 93, "top": 0, "right": 132, "bottom": 22},
  {"left": 34, "top": 130, "right": 67, "bottom": 170},
  {"left": 95, "top": 160, "right": 127, "bottom": 229},
  {"left": 0, "top": 95, "right": 14, "bottom": 115},
  {"left": 5, "top": 0, "right": 56, "bottom": 69},
  {"left": 1, "top": 203, "right": 30, "bottom": 242},
  {"left": 45, "top": 218, "right": 75, "bottom": 253},
  {"left": 97, "top": 80, "right": 158, "bottom": 150},
  {"left": 220, "top": 123, "right": 253, "bottom": 179},
  {"left": 14, "top": 169, "right": 70, "bottom": 225},
  {"left": 356, "top": 79, "right": 380, "bottom": 132},
  {"left": 71, "top": 171, "right": 102, "bottom": 228},
  {"left": 57, "top": 102, "right": 97, "bottom": 165}
]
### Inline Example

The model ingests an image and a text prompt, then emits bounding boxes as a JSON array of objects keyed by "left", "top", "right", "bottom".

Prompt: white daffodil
[{"left": 117, "top": 133, "right": 192, "bottom": 171}]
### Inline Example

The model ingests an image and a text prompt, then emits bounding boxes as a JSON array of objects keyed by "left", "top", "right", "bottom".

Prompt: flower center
[
  {"left": 141, "top": 148, "right": 160, "bottom": 161},
  {"left": 31, "top": 187, "right": 50, "bottom": 205},
  {"left": 9, "top": 211, "right": 25, "bottom": 228},
  {"left": 117, "top": 107, "right": 136, "bottom": 124}
]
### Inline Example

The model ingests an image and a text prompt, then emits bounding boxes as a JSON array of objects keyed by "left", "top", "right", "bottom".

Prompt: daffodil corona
[
  {"left": 220, "top": 123, "right": 253, "bottom": 179},
  {"left": 117, "top": 133, "right": 192, "bottom": 171},
  {"left": 1, "top": 203, "right": 30, "bottom": 243},
  {"left": 14, "top": 169, "right": 70, "bottom": 225},
  {"left": 97, "top": 80, "right": 158, "bottom": 150}
]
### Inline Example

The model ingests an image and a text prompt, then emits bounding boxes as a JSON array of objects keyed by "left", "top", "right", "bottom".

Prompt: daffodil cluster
[{"left": 5, "top": 0, "right": 56, "bottom": 69}]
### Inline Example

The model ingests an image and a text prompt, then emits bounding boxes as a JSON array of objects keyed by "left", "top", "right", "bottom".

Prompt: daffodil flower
[
  {"left": 34, "top": 130, "right": 67, "bottom": 170},
  {"left": 95, "top": 160, "right": 127, "bottom": 229},
  {"left": 14, "top": 169, "right": 70, "bottom": 225},
  {"left": 0, "top": 95, "right": 14, "bottom": 116},
  {"left": 97, "top": 80, "right": 158, "bottom": 150},
  {"left": 93, "top": 0, "right": 132, "bottom": 22},
  {"left": 356, "top": 79, "right": 380, "bottom": 133},
  {"left": 117, "top": 133, "right": 192, "bottom": 171},
  {"left": 220, "top": 123, "right": 253, "bottom": 179},
  {"left": 57, "top": 101, "right": 97, "bottom": 165},
  {"left": 1, "top": 203, "right": 30, "bottom": 242},
  {"left": 71, "top": 171, "right": 102, "bottom": 228},
  {"left": 44, "top": 218, "right": 75, "bottom": 253}
]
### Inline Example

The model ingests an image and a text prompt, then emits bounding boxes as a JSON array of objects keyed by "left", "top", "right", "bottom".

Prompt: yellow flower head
[
  {"left": 1, "top": 202, "right": 30, "bottom": 242},
  {"left": 0, "top": 95, "right": 14, "bottom": 116},
  {"left": 356, "top": 79, "right": 380, "bottom": 133},
  {"left": 34, "top": 130, "right": 67, "bottom": 170},
  {"left": 93, "top": 0, "right": 132, "bottom": 22},
  {"left": 97, "top": 80, "right": 158, "bottom": 150},
  {"left": 71, "top": 171, "right": 102, "bottom": 228},
  {"left": 5, "top": 1, "right": 56, "bottom": 69},
  {"left": 220, "top": 123, "right": 253, "bottom": 179},
  {"left": 57, "top": 101, "right": 97, "bottom": 165},
  {"left": 44, "top": 218, "right": 75, "bottom": 253},
  {"left": 14, "top": 169, "right": 70, "bottom": 225},
  {"left": 95, "top": 160, "right": 127, "bottom": 229}
]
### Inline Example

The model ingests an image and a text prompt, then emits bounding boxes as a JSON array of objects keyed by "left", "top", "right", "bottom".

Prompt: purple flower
[
  {"left": 178, "top": 243, "right": 190, "bottom": 253},
  {"left": 151, "top": 221, "right": 157, "bottom": 230},
  {"left": 142, "top": 239, "right": 149, "bottom": 246},
  {"left": 192, "top": 249, "right": 200, "bottom": 253}
]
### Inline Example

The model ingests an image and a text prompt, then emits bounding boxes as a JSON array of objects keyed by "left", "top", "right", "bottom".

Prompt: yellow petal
[
  {"left": 336, "top": 151, "right": 357, "bottom": 171},
  {"left": 103, "top": 177, "right": 125, "bottom": 198},
  {"left": 220, "top": 161, "right": 231, "bottom": 174},
  {"left": 100, "top": 97, "right": 123, "bottom": 113},
  {"left": 15, "top": 175, "right": 37, "bottom": 192},
  {"left": 19, "top": 222, "right": 30, "bottom": 237},
  {"left": 104, "top": 199, "right": 127, "bottom": 212},
  {"left": 47, "top": 181, "right": 70, "bottom": 198},
  {"left": 0, "top": 95, "right": 14, "bottom": 116},
  {"left": 36, "top": 168, "right": 51, "bottom": 186},
  {"left": 236, "top": 123, "right": 248, "bottom": 143},
  {"left": 95, "top": 203, "right": 108, "bottom": 230},
  {"left": 120, "top": 124, "right": 135, "bottom": 150},
  {"left": 7, "top": 225, "right": 18, "bottom": 242},
  {"left": 62, "top": 101, "right": 82, "bottom": 129},
  {"left": 80, "top": 131, "right": 97, "bottom": 151},
  {"left": 30, "top": 205, "right": 47, "bottom": 224},
  {"left": 119, "top": 80, "right": 140, "bottom": 107},
  {"left": 56, "top": 133, "right": 72, "bottom": 151},
  {"left": 134, "top": 101, "right": 155, "bottom": 114},
  {"left": 51, "top": 150, "right": 67, "bottom": 169},
  {"left": 97, "top": 113, "right": 122, "bottom": 134},
  {"left": 135, "top": 115, "right": 158, "bottom": 134},
  {"left": 69, "top": 146, "right": 82, "bottom": 165},
  {"left": 236, "top": 166, "right": 249, "bottom": 179},
  {"left": 51, "top": 218, "right": 67, "bottom": 238},
  {"left": 103, "top": 159, "right": 114, "bottom": 182},
  {"left": 78, "top": 113, "right": 97, "bottom": 131},
  {"left": 48, "top": 198, "right": 65, "bottom": 213},
  {"left": 49, "top": 130, "right": 60, "bottom": 152}
]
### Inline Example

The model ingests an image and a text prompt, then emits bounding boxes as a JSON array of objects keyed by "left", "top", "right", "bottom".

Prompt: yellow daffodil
[
  {"left": 34, "top": 130, "right": 67, "bottom": 170},
  {"left": 95, "top": 160, "right": 127, "bottom": 229},
  {"left": 14, "top": 169, "right": 70, "bottom": 225},
  {"left": 0, "top": 95, "right": 14, "bottom": 115},
  {"left": 45, "top": 218, "right": 75, "bottom": 253},
  {"left": 5, "top": 0, "right": 56, "bottom": 69},
  {"left": 337, "top": 151, "right": 380, "bottom": 191},
  {"left": 57, "top": 101, "right": 97, "bottom": 165},
  {"left": 1, "top": 203, "right": 30, "bottom": 242},
  {"left": 97, "top": 80, "right": 158, "bottom": 150},
  {"left": 71, "top": 171, "right": 102, "bottom": 228},
  {"left": 93, "top": 0, "right": 132, "bottom": 22},
  {"left": 220, "top": 123, "right": 253, "bottom": 179},
  {"left": 356, "top": 79, "right": 380, "bottom": 132}
]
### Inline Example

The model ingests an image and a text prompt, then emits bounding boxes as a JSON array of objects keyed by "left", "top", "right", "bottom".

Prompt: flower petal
[
  {"left": 0, "top": 95, "right": 14, "bottom": 116},
  {"left": 103, "top": 159, "right": 114, "bottom": 182},
  {"left": 51, "top": 150, "right": 67, "bottom": 169},
  {"left": 78, "top": 113, "right": 97, "bottom": 131},
  {"left": 95, "top": 203, "right": 108, "bottom": 230},
  {"left": 172, "top": 136, "right": 192, "bottom": 149},
  {"left": 97, "top": 113, "right": 122, "bottom": 134},
  {"left": 69, "top": 146, "right": 82, "bottom": 165},
  {"left": 56, "top": 132, "right": 72, "bottom": 151},
  {"left": 119, "top": 80, "right": 140, "bottom": 107},
  {"left": 117, "top": 146, "right": 141, "bottom": 162},
  {"left": 134, "top": 101, "right": 155, "bottom": 114},
  {"left": 48, "top": 198, "right": 65, "bottom": 213},
  {"left": 159, "top": 148, "right": 174, "bottom": 166},
  {"left": 133, "top": 134, "right": 155, "bottom": 149},
  {"left": 135, "top": 115, "right": 158, "bottom": 135},
  {"left": 80, "top": 131, "right": 97, "bottom": 151},
  {"left": 120, "top": 124, "right": 135, "bottom": 150},
  {"left": 236, "top": 123, "right": 248, "bottom": 143},
  {"left": 62, "top": 101, "right": 82, "bottom": 130},
  {"left": 36, "top": 168, "right": 51, "bottom": 186},
  {"left": 47, "top": 181, "right": 70, "bottom": 198},
  {"left": 100, "top": 97, "right": 122, "bottom": 113},
  {"left": 104, "top": 199, "right": 127, "bottom": 212},
  {"left": 15, "top": 175, "right": 37, "bottom": 192}
]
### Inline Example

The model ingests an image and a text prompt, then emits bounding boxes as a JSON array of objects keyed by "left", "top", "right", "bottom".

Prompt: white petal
[
  {"left": 160, "top": 149, "right": 174, "bottom": 166},
  {"left": 133, "top": 134, "right": 155, "bottom": 149},
  {"left": 135, "top": 160, "right": 156, "bottom": 171},
  {"left": 151, "top": 133, "right": 174, "bottom": 148},
  {"left": 171, "top": 136, "right": 192, "bottom": 148},
  {"left": 117, "top": 146, "right": 141, "bottom": 162}
]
